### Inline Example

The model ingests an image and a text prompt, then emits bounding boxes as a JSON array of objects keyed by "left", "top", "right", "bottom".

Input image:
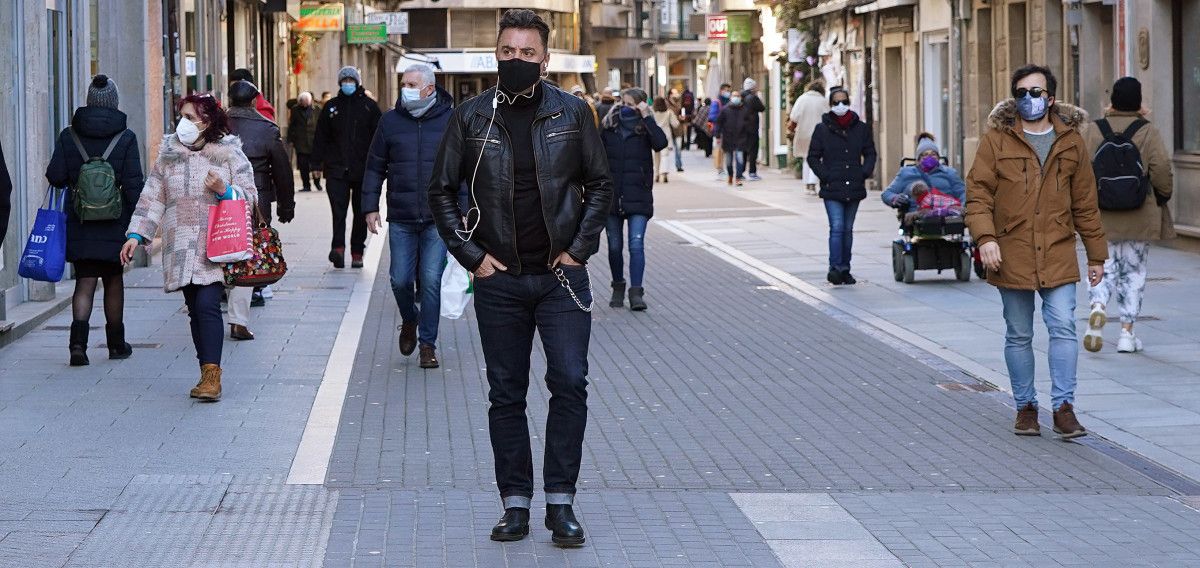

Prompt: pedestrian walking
[
  {"left": 709, "top": 84, "right": 731, "bottom": 177},
  {"left": 680, "top": 88, "right": 696, "bottom": 150},
  {"left": 807, "top": 86, "right": 877, "bottom": 285},
  {"left": 595, "top": 87, "right": 616, "bottom": 121},
  {"left": 312, "top": 66, "right": 382, "bottom": 269},
  {"left": 881, "top": 133, "right": 965, "bottom": 212},
  {"left": 45, "top": 74, "right": 143, "bottom": 366},
  {"left": 693, "top": 98, "right": 713, "bottom": 157},
  {"left": 229, "top": 68, "right": 275, "bottom": 122},
  {"left": 965, "top": 64, "right": 1106, "bottom": 439},
  {"left": 714, "top": 89, "right": 754, "bottom": 187},
  {"left": 600, "top": 88, "right": 668, "bottom": 311},
  {"left": 362, "top": 64, "right": 457, "bottom": 369},
  {"left": 788, "top": 81, "right": 827, "bottom": 194},
  {"left": 651, "top": 97, "right": 680, "bottom": 183},
  {"left": 740, "top": 78, "right": 766, "bottom": 181},
  {"left": 570, "top": 85, "right": 600, "bottom": 127},
  {"left": 121, "top": 93, "right": 258, "bottom": 402},
  {"left": 227, "top": 80, "right": 296, "bottom": 339},
  {"left": 1081, "top": 77, "right": 1175, "bottom": 354},
  {"left": 666, "top": 91, "right": 685, "bottom": 172},
  {"left": 288, "top": 92, "right": 320, "bottom": 192},
  {"left": 428, "top": 9, "right": 613, "bottom": 547}
]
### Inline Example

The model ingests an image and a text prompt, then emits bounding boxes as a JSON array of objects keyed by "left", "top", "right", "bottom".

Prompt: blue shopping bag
[{"left": 18, "top": 187, "right": 68, "bottom": 282}]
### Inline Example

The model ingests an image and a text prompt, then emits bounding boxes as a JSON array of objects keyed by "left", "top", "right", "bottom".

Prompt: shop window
[
  {"left": 923, "top": 33, "right": 949, "bottom": 154},
  {"left": 1008, "top": 2, "right": 1026, "bottom": 71},
  {"left": 406, "top": 10, "right": 447, "bottom": 49},
  {"left": 451, "top": 11, "right": 498, "bottom": 49},
  {"left": 550, "top": 12, "right": 576, "bottom": 51},
  {"left": 1176, "top": 0, "right": 1200, "bottom": 152}
]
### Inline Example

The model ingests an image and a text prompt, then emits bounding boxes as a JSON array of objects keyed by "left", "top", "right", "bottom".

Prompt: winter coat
[
  {"left": 287, "top": 104, "right": 319, "bottom": 154},
  {"left": 708, "top": 99, "right": 724, "bottom": 123},
  {"left": 312, "top": 85, "right": 382, "bottom": 182},
  {"left": 652, "top": 109, "right": 680, "bottom": 142},
  {"left": 45, "top": 106, "right": 144, "bottom": 263},
  {"left": 227, "top": 106, "right": 295, "bottom": 212},
  {"left": 807, "top": 111, "right": 877, "bottom": 201},
  {"left": 715, "top": 104, "right": 753, "bottom": 151},
  {"left": 1080, "top": 110, "right": 1176, "bottom": 241},
  {"left": 789, "top": 90, "right": 827, "bottom": 158},
  {"left": 741, "top": 90, "right": 766, "bottom": 136},
  {"left": 965, "top": 100, "right": 1107, "bottom": 291},
  {"left": 127, "top": 134, "right": 258, "bottom": 293},
  {"left": 0, "top": 140, "right": 10, "bottom": 247},
  {"left": 362, "top": 87, "right": 457, "bottom": 225},
  {"left": 881, "top": 165, "right": 966, "bottom": 213},
  {"left": 601, "top": 114, "right": 669, "bottom": 218}
]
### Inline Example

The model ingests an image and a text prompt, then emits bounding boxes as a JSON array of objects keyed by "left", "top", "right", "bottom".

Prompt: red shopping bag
[{"left": 206, "top": 188, "right": 254, "bottom": 263}]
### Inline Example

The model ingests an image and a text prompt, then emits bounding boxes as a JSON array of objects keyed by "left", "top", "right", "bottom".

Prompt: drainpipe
[{"left": 949, "top": 0, "right": 964, "bottom": 172}]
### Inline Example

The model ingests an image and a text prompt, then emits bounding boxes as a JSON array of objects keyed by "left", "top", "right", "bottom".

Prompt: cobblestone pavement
[{"left": 2, "top": 159, "right": 1200, "bottom": 567}]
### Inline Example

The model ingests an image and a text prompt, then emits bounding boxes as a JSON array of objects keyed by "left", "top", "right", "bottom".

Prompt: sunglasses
[{"left": 1013, "top": 87, "right": 1049, "bottom": 99}]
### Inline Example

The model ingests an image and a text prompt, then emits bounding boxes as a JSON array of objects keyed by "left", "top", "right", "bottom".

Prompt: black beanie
[
  {"left": 1111, "top": 76, "right": 1142, "bottom": 112},
  {"left": 229, "top": 80, "right": 259, "bottom": 107}
]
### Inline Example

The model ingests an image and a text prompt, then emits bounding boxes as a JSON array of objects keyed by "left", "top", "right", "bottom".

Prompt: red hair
[{"left": 177, "top": 93, "right": 231, "bottom": 143}]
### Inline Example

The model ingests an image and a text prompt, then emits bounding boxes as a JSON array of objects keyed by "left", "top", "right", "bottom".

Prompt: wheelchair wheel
[
  {"left": 891, "top": 243, "right": 904, "bottom": 282},
  {"left": 902, "top": 254, "right": 916, "bottom": 284},
  {"left": 955, "top": 251, "right": 972, "bottom": 282}
]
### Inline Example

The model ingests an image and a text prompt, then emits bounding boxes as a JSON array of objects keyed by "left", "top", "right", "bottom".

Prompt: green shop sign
[
  {"left": 727, "top": 14, "right": 752, "bottom": 43},
  {"left": 346, "top": 23, "right": 387, "bottom": 44}
]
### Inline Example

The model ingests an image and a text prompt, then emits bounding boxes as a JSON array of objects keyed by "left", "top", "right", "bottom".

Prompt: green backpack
[{"left": 68, "top": 127, "right": 125, "bottom": 221}]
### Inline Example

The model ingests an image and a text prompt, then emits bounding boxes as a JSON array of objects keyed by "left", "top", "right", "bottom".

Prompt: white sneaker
[
  {"left": 1083, "top": 303, "right": 1106, "bottom": 353},
  {"left": 261, "top": 285, "right": 274, "bottom": 299},
  {"left": 1117, "top": 329, "right": 1143, "bottom": 353}
]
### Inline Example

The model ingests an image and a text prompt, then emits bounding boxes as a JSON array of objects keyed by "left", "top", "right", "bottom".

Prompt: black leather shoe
[
  {"left": 490, "top": 507, "right": 529, "bottom": 542},
  {"left": 840, "top": 270, "right": 857, "bottom": 285},
  {"left": 827, "top": 269, "right": 844, "bottom": 285},
  {"left": 545, "top": 504, "right": 585, "bottom": 546}
]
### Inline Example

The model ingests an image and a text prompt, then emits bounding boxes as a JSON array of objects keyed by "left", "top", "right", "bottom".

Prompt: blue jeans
[
  {"left": 605, "top": 214, "right": 649, "bottom": 287},
  {"left": 182, "top": 283, "right": 223, "bottom": 366},
  {"left": 998, "top": 283, "right": 1079, "bottom": 410},
  {"left": 388, "top": 222, "right": 447, "bottom": 347},
  {"left": 725, "top": 150, "right": 746, "bottom": 180},
  {"left": 672, "top": 137, "right": 683, "bottom": 171},
  {"left": 473, "top": 267, "right": 592, "bottom": 507},
  {"left": 823, "top": 199, "right": 860, "bottom": 271}
]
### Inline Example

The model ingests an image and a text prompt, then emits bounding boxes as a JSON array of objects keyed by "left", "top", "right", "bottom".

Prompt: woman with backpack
[
  {"left": 1081, "top": 77, "right": 1175, "bottom": 354},
  {"left": 45, "top": 75, "right": 144, "bottom": 366},
  {"left": 120, "top": 93, "right": 258, "bottom": 402},
  {"left": 600, "top": 88, "right": 669, "bottom": 311}
]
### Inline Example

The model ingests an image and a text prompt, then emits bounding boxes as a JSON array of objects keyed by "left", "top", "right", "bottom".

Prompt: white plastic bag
[{"left": 440, "top": 254, "right": 473, "bottom": 319}]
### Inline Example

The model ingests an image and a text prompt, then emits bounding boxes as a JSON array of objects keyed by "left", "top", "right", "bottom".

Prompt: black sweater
[{"left": 499, "top": 86, "right": 552, "bottom": 274}]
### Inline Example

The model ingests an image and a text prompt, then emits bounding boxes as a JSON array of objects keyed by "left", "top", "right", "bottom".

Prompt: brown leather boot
[
  {"left": 230, "top": 324, "right": 255, "bottom": 341},
  {"left": 419, "top": 344, "right": 439, "bottom": 369},
  {"left": 192, "top": 364, "right": 222, "bottom": 402},
  {"left": 398, "top": 322, "right": 418, "bottom": 356},
  {"left": 1053, "top": 402, "right": 1087, "bottom": 439},
  {"left": 1014, "top": 403, "right": 1040, "bottom": 436}
]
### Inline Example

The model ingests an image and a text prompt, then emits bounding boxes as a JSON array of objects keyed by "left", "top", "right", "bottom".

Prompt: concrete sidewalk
[{"left": 656, "top": 149, "right": 1200, "bottom": 483}]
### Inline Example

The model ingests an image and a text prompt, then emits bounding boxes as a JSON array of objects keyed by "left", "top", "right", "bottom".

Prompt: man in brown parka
[
  {"left": 1080, "top": 77, "right": 1175, "bottom": 355},
  {"left": 965, "top": 64, "right": 1106, "bottom": 440}
]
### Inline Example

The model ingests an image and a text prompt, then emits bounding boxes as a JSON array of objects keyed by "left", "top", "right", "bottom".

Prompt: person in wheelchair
[{"left": 881, "top": 133, "right": 965, "bottom": 220}]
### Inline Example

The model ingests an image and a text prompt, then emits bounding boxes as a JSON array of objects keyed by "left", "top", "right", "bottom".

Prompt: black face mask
[{"left": 498, "top": 58, "right": 543, "bottom": 93}]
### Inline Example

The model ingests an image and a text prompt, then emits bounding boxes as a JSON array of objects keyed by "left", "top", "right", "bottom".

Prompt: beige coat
[
  {"left": 789, "top": 90, "right": 828, "bottom": 159},
  {"left": 965, "top": 100, "right": 1107, "bottom": 290},
  {"left": 128, "top": 134, "right": 258, "bottom": 292},
  {"left": 1080, "top": 110, "right": 1176, "bottom": 241}
]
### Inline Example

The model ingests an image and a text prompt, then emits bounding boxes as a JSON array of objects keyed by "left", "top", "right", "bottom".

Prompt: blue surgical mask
[
  {"left": 401, "top": 87, "right": 424, "bottom": 103},
  {"left": 919, "top": 155, "right": 940, "bottom": 172},
  {"left": 1016, "top": 93, "right": 1048, "bottom": 121},
  {"left": 340, "top": 82, "right": 357, "bottom": 96},
  {"left": 619, "top": 106, "right": 639, "bottom": 118}
]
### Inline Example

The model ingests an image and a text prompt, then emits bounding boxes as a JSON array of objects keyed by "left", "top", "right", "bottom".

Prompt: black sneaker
[
  {"left": 827, "top": 269, "right": 844, "bottom": 285},
  {"left": 840, "top": 270, "right": 857, "bottom": 285}
]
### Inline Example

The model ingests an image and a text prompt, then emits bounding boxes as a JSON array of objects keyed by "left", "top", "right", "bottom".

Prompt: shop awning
[
  {"left": 798, "top": 0, "right": 872, "bottom": 20},
  {"left": 396, "top": 52, "right": 596, "bottom": 75},
  {"left": 659, "top": 40, "right": 711, "bottom": 54},
  {"left": 853, "top": 0, "right": 916, "bottom": 14}
]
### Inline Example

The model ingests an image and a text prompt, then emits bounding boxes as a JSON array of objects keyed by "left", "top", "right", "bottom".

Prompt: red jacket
[{"left": 255, "top": 93, "right": 276, "bottom": 122}]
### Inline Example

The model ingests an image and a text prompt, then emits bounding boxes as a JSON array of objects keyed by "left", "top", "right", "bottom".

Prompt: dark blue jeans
[
  {"left": 473, "top": 266, "right": 593, "bottom": 507},
  {"left": 605, "top": 214, "right": 649, "bottom": 287},
  {"left": 182, "top": 283, "right": 223, "bottom": 365},
  {"left": 388, "top": 222, "right": 446, "bottom": 347},
  {"left": 823, "top": 199, "right": 861, "bottom": 272}
]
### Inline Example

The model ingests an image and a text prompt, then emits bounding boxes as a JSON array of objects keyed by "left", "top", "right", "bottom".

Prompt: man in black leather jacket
[{"left": 428, "top": 9, "right": 613, "bottom": 548}]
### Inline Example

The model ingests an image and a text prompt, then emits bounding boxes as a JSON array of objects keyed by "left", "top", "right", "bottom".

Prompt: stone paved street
[{"left": 2, "top": 157, "right": 1200, "bottom": 567}]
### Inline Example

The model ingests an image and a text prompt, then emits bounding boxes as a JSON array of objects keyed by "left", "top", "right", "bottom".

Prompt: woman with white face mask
[{"left": 120, "top": 93, "right": 258, "bottom": 402}]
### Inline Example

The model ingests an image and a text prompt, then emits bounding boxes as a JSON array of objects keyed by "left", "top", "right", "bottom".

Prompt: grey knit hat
[
  {"left": 915, "top": 135, "right": 939, "bottom": 156},
  {"left": 337, "top": 66, "right": 362, "bottom": 85},
  {"left": 87, "top": 74, "right": 119, "bottom": 109}
]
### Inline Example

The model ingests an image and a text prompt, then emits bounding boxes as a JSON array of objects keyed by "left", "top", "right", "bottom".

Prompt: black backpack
[{"left": 1091, "top": 119, "right": 1149, "bottom": 211}]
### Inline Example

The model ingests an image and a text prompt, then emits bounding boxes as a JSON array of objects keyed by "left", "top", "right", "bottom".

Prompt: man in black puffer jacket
[
  {"left": 228, "top": 81, "right": 295, "bottom": 225},
  {"left": 312, "top": 66, "right": 382, "bottom": 269},
  {"left": 428, "top": 9, "right": 612, "bottom": 548},
  {"left": 362, "top": 64, "right": 459, "bottom": 369}
]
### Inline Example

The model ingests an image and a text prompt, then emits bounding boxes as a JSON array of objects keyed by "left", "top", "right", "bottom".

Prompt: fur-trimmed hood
[
  {"left": 986, "top": 99, "right": 1088, "bottom": 131},
  {"left": 157, "top": 133, "right": 244, "bottom": 163}
]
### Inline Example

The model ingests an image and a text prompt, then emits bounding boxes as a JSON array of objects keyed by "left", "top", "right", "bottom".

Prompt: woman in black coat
[
  {"left": 806, "top": 86, "right": 877, "bottom": 285},
  {"left": 45, "top": 75, "right": 144, "bottom": 365},
  {"left": 599, "top": 88, "right": 668, "bottom": 311}
]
